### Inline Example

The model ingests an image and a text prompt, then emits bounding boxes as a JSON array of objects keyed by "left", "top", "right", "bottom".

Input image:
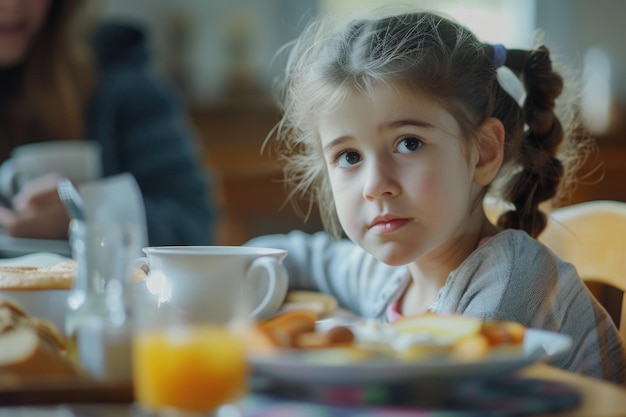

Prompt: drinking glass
[
  {"left": 133, "top": 324, "right": 248, "bottom": 416},
  {"left": 132, "top": 246, "right": 288, "bottom": 416},
  {"left": 66, "top": 220, "right": 139, "bottom": 380}
]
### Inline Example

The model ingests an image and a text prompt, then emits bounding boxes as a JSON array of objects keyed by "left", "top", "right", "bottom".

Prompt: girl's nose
[{"left": 362, "top": 160, "right": 401, "bottom": 201}]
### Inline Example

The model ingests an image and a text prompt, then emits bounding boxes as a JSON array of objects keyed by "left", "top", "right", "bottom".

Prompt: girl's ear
[{"left": 473, "top": 117, "right": 505, "bottom": 186}]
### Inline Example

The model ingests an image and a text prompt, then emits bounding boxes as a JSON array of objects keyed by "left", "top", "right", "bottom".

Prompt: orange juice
[{"left": 133, "top": 324, "right": 248, "bottom": 412}]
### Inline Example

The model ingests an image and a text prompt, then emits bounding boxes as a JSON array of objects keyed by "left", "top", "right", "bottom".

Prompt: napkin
[{"left": 78, "top": 172, "right": 148, "bottom": 252}]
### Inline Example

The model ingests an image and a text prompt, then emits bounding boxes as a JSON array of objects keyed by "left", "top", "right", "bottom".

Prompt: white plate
[
  {"left": 0, "top": 231, "right": 71, "bottom": 257},
  {"left": 0, "top": 252, "right": 72, "bottom": 333},
  {"left": 249, "top": 328, "right": 572, "bottom": 385}
]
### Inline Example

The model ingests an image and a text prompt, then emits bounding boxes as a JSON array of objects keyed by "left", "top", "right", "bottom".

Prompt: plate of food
[{"left": 247, "top": 312, "right": 572, "bottom": 385}]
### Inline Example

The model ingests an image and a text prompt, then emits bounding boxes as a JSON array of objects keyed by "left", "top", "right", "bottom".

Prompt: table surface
[
  {"left": 1, "top": 362, "right": 625, "bottom": 416},
  {"left": 520, "top": 363, "right": 626, "bottom": 416}
]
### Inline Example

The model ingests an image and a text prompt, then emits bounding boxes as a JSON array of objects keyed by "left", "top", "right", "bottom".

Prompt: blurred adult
[{"left": 0, "top": 0, "right": 216, "bottom": 245}]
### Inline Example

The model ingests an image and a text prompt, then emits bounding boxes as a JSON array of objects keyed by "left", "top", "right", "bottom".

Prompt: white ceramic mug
[
  {"left": 134, "top": 246, "right": 289, "bottom": 324},
  {"left": 0, "top": 140, "right": 102, "bottom": 200}
]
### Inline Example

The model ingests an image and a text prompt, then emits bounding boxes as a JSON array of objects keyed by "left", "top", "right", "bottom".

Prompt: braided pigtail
[{"left": 496, "top": 46, "right": 565, "bottom": 238}]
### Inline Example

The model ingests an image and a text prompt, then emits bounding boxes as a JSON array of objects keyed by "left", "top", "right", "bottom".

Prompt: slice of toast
[
  {"left": 0, "top": 299, "right": 80, "bottom": 377},
  {"left": 0, "top": 259, "right": 147, "bottom": 290},
  {"left": 0, "top": 263, "right": 75, "bottom": 290},
  {"left": 0, "top": 327, "right": 80, "bottom": 377},
  {"left": 277, "top": 291, "right": 338, "bottom": 318}
]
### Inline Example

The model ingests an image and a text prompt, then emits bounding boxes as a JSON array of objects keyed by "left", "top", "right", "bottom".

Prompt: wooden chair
[{"left": 537, "top": 200, "right": 626, "bottom": 343}]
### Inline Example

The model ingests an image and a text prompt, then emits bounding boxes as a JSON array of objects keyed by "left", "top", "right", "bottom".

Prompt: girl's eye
[
  {"left": 337, "top": 150, "right": 361, "bottom": 167},
  {"left": 397, "top": 136, "right": 424, "bottom": 154}
]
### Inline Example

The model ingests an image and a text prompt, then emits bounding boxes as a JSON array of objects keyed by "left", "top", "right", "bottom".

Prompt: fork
[{"left": 57, "top": 177, "right": 85, "bottom": 221}]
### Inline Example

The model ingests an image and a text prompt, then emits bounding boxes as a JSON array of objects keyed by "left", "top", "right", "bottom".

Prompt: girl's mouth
[{"left": 368, "top": 218, "right": 413, "bottom": 234}]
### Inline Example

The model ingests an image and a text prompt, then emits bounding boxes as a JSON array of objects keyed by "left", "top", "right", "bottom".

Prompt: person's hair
[
  {"left": 0, "top": 0, "right": 99, "bottom": 161},
  {"left": 268, "top": 8, "right": 592, "bottom": 239}
]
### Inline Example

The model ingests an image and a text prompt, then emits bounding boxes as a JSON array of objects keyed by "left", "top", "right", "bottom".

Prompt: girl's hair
[
  {"left": 269, "top": 9, "right": 592, "bottom": 239},
  {"left": 0, "top": 0, "right": 99, "bottom": 161}
]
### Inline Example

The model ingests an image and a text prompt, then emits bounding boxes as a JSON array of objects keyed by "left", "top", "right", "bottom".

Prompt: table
[
  {"left": 519, "top": 363, "right": 626, "bottom": 416},
  {"left": 1, "top": 363, "right": 624, "bottom": 416}
]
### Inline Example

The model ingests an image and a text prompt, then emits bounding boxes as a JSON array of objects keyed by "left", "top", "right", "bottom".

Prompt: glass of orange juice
[
  {"left": 132, "top": 245, "right": 288, "bottom": 416},
  {"left": 133, "top": 324, "right": 248, "bottom": 415}
]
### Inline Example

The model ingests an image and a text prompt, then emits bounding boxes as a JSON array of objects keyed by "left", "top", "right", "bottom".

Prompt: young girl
[{"left": 247, "top": 9, "right": 626, "bottom": 383}]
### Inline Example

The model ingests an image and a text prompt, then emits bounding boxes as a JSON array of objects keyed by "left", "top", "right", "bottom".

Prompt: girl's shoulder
[
  {"left": 479, "top": 229, "right": 564, "bottom": 266},
  {"left": 433, "top": 228, "right": 588, "bottom": 329},
  {"left": 459, "top": 228, "right": 583, "bottom": 292}
]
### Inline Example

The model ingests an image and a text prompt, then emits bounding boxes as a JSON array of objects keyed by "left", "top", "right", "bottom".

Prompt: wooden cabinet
[
  {"left": 567, "top": 143, "right": 626, "bottom": 205},
  {"left": 566, "top": 102, "right": 626, "bottom": 206},
  {"left": 189, "top": 100, "right": 323, "bottom": 245}
]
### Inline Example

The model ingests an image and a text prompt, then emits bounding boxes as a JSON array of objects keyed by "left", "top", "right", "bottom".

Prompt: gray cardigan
[{"left": 247, "top": 228, "right": 626, "bottom": 384}]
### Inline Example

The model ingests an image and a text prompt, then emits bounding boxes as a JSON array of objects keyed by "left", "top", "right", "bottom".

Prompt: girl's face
[
  {"left": 318, "top": 83, "right": 485, "bottom": 267},
  {"left": 0, "top": 0, "right": 51, "bottom": 67}
]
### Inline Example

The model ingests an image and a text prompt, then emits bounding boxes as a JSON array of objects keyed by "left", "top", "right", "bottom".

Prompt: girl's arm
[{"left": 246, "top": 230, "right": 409, "bottom": 318}]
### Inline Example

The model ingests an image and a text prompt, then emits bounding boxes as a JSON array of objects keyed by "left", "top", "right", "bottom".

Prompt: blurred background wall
[
  {"left": 102, "top": 0, "right": 540, "bottom": 104},
  {"left": 103, "top": 0, "right": 319, "bottom": 103},
  {"left": 100, "top": 0, "right": 626, "bottom": 244}
]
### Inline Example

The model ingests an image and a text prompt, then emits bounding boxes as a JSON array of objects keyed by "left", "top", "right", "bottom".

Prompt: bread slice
[
  {"left": 0, "top": 300, "right": 79, "bottom": 377},
  {"left": 0, "top": 259, "right": 147, "bottom": 289},
  {"left": 0, "top": 262, "right": 76, "bottom": 290},
  {"left": 0, "top": 299, "right": 29, "bottom": 333},
  {"left": 0, "top": 300, "right": 66, "bottom": 349},
  {"left": 0, "top": 327, "right": 80, "bottom": 377},
  {"left": 392, "top": 314, "right": 525, "bottom": 361},
  {"left": 393, "top": 314, "right": 484, "bottom": 342},
  {"left": 278, "top": 291, "right": 338, "bottom": 317}
]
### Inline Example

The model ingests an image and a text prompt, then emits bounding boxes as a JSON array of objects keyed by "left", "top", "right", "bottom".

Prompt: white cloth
[{"left": 247, "top": 228, "right": 626, "bottom": 384}]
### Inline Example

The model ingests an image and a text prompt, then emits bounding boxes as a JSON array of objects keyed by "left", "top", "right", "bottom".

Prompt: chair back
[{"left": 538, "top": 200, "right": 626, "bottom": 343}]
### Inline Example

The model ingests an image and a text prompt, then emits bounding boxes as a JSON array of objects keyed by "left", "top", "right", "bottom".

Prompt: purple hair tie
[{"left": 492, "top": 43, "right": 507, "bottom": 69}]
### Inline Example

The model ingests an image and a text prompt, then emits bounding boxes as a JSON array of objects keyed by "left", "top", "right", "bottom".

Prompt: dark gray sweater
[{"left": 87, "top": 22, "right": 215, "bottom": 246}]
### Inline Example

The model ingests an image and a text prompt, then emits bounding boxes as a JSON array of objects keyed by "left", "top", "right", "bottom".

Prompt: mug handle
[
  {"left": 133, "top": 256, "right": 150, "bottom": 274},
  {"left": 133, "top": 256, "right": 168, "bottom": 300},
  {"left": 246, "top": 257, "right": 288, "bottom": 320}
]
